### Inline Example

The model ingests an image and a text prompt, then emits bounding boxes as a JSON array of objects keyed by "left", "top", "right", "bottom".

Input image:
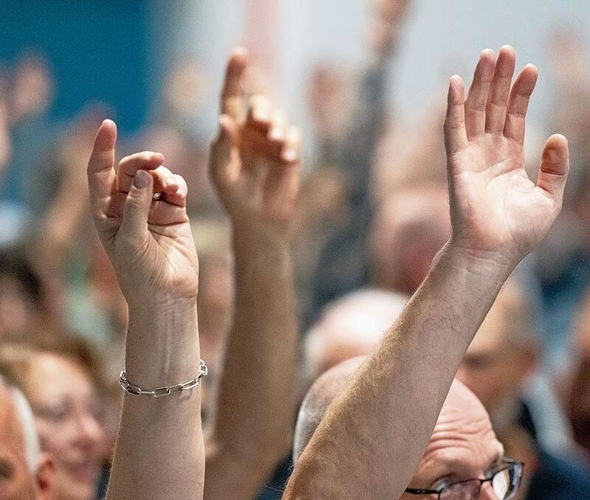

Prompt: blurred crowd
[{"left": 1, "top": 1, "right": 590, "bottom": 499}]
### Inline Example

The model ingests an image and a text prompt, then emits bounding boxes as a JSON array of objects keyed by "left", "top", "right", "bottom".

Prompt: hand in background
[{"left": 209, "top": 47, "right": 302, "bottom": 240}]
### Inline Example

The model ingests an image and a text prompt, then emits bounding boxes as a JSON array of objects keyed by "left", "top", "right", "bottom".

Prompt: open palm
[{"left": 445, "top": 46, "right": 569, "bottom": 266}]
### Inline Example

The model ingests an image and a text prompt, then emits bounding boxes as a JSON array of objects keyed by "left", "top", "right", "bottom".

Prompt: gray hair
[
  {"left": 294, "top": 356, "right": 365, "bottom": 462},
  {"left": 0, "top": 374, "right": 41, "bottom": 473}
]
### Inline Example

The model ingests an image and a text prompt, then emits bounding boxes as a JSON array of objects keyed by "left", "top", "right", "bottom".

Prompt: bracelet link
[
  {"left": 152, "top": 387, "right": 172, "bottom": 398},
  {"left": 119, "top": 359, "right": 208, "bottom": 398}
]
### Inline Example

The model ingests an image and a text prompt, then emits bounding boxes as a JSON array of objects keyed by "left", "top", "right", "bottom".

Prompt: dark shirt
[{"left": 527, "top": 449, "right": 590, "bottom": 500}]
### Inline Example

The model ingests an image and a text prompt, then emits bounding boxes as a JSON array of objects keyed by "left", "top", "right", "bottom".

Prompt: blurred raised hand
[
  {"left": 209, "top": 47, "right": 301, "bottom": 240},
  {"left": 204, "top": 48, "right": 302, "bottom": 500},
  {"left": 367, "top": 0, "right": 411, "bottom": 57}
]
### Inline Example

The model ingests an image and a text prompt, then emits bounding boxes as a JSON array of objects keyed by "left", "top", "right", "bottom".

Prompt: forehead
[
  {"left": 24, "top": 353, "right": 94, "bottom": 401},
  {"left": 466, "top": 303, "right": 509, "bottom": 355},
  {"left": 411, "top": 391, "right": 503, "bottom": 485}
]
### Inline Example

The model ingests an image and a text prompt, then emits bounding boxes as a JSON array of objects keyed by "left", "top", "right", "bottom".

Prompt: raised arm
[
  {"left": 285, "top": 46, "right": 569, "bottom": 499},
  {"left": 204, "top": 48, "right": 301, "bottom": 499},
  {"left": 341, "top": 0, "right": 410, "bottom": 196},
  {"left": 87, "top": 120, "right": 204, "bottom": 500}
]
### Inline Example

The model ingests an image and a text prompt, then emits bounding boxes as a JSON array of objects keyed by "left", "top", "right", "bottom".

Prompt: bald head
[
  {"left": 0, "top": 379, "right": 55, "bottom": 499},
  {"left": 294, "top": 357, "right": 364, "bottom": 461},
  {"left": 303, "top": 288, "right": 408, "bottom": 387},
  {"left": 295, "top": 361, "right": 503, "bottom": 492},
  {"left": 403, "top": 380, "right": 504, "bottom": 496}
]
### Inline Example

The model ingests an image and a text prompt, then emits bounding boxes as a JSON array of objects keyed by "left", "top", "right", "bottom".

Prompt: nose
[{"left": 74, "top": 411, "right": 105, "bottom": 450}]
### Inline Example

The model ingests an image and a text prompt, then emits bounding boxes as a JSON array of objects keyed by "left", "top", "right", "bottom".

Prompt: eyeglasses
[{"left": 404, "top": 457, "right": 524, "bottom": 499}]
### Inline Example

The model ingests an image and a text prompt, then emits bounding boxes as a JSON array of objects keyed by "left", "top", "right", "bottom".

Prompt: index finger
[
  {"left": 88, "top": 119, "right": 117, "bottom": 219},
  {"left": 221, "top": 47, "right": 249, "bottom": 119}
]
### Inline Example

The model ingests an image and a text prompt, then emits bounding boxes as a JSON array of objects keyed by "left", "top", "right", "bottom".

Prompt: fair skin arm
[
  {"left": 284, "top": 46, "right": 569, "bottom": 499},
  {"left": 88, "top": 121, "right": 204, "bottom": 500},
  {"left": 204, "top": 48, "right": 301, "bottom": 500}
]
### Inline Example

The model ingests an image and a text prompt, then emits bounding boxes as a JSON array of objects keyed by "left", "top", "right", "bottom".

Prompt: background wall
[
  {"left": 0, "top": 0, "right": 150, "bottom": 133},
  {"left": 1, "top": 0, "right": 590, "bottom": 140}
]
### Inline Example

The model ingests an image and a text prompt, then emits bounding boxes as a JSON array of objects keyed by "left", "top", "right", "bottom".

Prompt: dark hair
[
  {"left": 0, "top": 247, "right": 44, "bottom": 309},
  {"left": 0, "top": 330, "right": 107, "bottom": 394}
]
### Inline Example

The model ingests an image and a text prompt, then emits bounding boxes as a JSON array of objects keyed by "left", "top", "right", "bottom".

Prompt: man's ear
[{"left": 35, "top": 452, "right": 57, "bottom": 500}]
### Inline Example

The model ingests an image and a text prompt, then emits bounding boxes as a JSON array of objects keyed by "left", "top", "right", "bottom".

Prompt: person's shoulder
[{"left": 527, "top": 449, "right": 590, "bottom": 499}]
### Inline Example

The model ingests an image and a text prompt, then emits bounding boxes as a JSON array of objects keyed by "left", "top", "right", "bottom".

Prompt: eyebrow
[{"left": 432, "top": 451, "right": 506, "bottom": 486}]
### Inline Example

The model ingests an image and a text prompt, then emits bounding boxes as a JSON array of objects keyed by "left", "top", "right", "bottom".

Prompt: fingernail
[
  {"left": 134, "top": 170, "right": 150, "bottom": 189},
  {"left": 255, "top": 109, "right": 270, "bottom": 122},
  {"left": 271, "top": 127, "right": 284, "bottom": 140},
  {"left": 283, "top": 149, "right": 297, "bottom": 162}
]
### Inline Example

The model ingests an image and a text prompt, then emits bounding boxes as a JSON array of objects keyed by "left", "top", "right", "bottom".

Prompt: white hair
[{"left": 0, "top": 374, "right": 41, "bottom": 473}]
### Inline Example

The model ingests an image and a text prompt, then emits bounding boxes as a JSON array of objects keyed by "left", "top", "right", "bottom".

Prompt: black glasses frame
[{"left": 404, "top": 457, "right": 524, "bottom": 499}]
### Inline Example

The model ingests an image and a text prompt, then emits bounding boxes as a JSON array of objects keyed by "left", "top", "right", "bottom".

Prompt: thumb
[
  {"left": 119, "top": 169, "right": 153, "bottom": 241},
  {"left": 537, "top": 134, "right": 569, "bottom": 203}
]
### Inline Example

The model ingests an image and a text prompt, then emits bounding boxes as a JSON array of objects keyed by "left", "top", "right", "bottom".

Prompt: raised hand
[
  {"left": 87, "top": 120, "right": 199, "bottom": 307},
  {"left": 445, "top": 46, "right": 569, "bottom": 267},
  {"left": 203, "top": 48, "right": 301, "bottom": 500},
  {"left": 368, "top": 0, "right": 411, "bottom": 56},
  {"left": 209, "top": 47, "right": 302, "bottom": 239},
  {"left": 90, "top": 122, "right": 205, "bottom": 500}
]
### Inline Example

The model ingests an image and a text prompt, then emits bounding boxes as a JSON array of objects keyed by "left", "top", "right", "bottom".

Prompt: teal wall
[{"left": 0, "top": 0, "right": 150, "bottom": 133}]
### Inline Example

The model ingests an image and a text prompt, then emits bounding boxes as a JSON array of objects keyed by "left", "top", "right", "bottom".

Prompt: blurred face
[
  {"left": 456, "top": 304, "right": 524, "bottom": 412},
  {"left": 401, "top": 382, "right": 505, "bottom": 499},
  {"left": 0, "top": 386, "right": 39, "bottom": 499},
  {"left": 24, "top": 354, "right": 105, "bottom": 500}
]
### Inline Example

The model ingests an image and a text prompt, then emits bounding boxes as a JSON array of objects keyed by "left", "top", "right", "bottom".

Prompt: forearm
[
  {"left": 285, "top": 242, "right": 513, "bottom": 499},
  {"left": 107, "top": 300, "right": 205, "bottom": 500},
  {"left": 205, "top": 228, "right": 298, "bottom": 499}
]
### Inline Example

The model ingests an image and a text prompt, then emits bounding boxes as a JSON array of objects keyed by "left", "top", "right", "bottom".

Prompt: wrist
[
  {"left": 232, "top": 224, "right": 291, "bottom": 259},
  {"left": 125, "top": 300, "right": 199, "bottom": 386},
  {"left": 127, "top": 295, "right": 198, "bottom": 317},
  {"left": 436, "top": 241, "right": 516, "bottom": 285}
]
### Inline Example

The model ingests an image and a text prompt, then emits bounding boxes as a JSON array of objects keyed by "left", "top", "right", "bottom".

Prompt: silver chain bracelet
[{"left": 119, "top": 359, "right": 208, "bottom": 398}]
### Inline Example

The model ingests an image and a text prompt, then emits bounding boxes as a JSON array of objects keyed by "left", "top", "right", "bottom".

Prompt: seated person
[
  {"left": 368, "top": 184, "right": 451, "bottom": 296},
  {"left": 0, "top": 364, "right": 56, "bottom": 499},
  {"left": 457, "top": 281, "right": 590, "bottom": 498},
  {"left": 294, "top": 358, "right": 523, "bottom": 499},
  {"left": 0, "top": 334, "right": 107, "bottom": 500},
  {"left": 302, "top": 287, "right": 408, "bottom": 391},
  {"left": 567, "top": 289, "right": 590, "bottom": 460},
  {"left": 284, "top": 45, "right": 569, "bottom": 498}
]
